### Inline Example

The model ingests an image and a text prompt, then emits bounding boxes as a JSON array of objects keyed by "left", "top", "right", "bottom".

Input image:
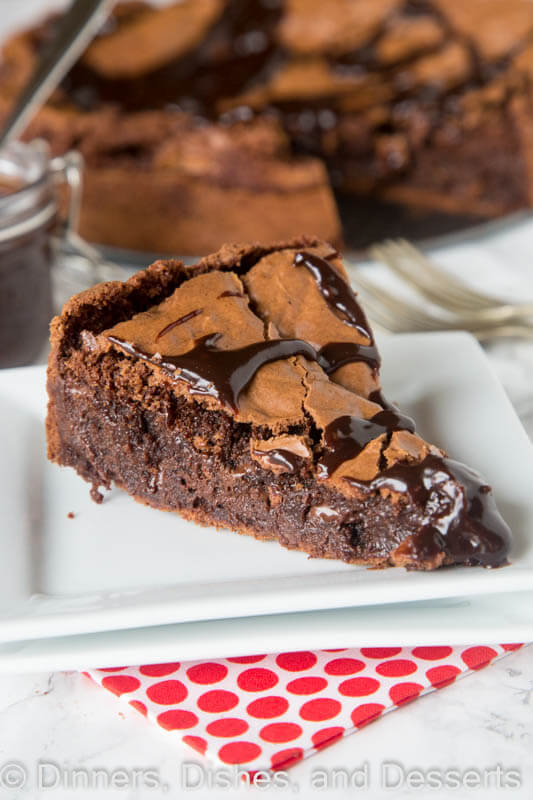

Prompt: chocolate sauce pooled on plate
[
  {"left": 155, "top": 308, "right": 204, "bottom": 341},
  {"left": 344, "top": 455, "right": 511, "bottom": 567},
  {"left": 294, "top": 251, "right": 374, "bottom": 340},
  {"left": 108, "top": 333, "right": 319, "bottom": 411},
  {"left": 252, "top": 448, "right": 304, "bottom": 473}
]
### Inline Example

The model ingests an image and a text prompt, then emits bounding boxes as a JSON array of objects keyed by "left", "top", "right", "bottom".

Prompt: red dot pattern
[
  {"left": 92, "top": 642, "right": 518, "bottom": 776},
  {"left": 376, "top": 659, "right": 418, "bottom": 678},
  {"left": 182, "top": 735, "right": 207, "bottom": 755},
  {"left": 271, "top": 748, "right": 304, "bottom": 769},
  {"left": 286, "top": 677, "right": 328, "bottom": 695},
  {"left": 276, "top": 652, "right": 317, "bottom": 671},
  {"left": 101, "top": 675, "right": 140, "bottom": 696},
  {"left": 360, "top": 647, "right": 402, "bottom": 659},
  {"left": 157, "top": 709, "right": 198, "bottom": 730},
  {"left": 312, "top": 726, "right": 345, "bottom": 750},
  {"left": 238, "top": 668, "right": 278, "bottom": 692},
  {"left": 351, "top": 703, "right": 386, "bottom": 728},
  {"left": 389, "top": 682, "right": 424, "bottom": 706},
  {"left": 412, "top": 646, "right": 452, "bottom": 661},
  {"left": 426, "top": 665, "right": 461, "bottom": 688},
  {"left": 227, "top": 655, "right": 266, "bottom": 664},
  {"left": 461, "top": 646, "right": 499, "bottom": 671},
  {"left": 186, "top": 662, "right": 228, "bottom": 685},
  {"left": 339, "top": 677, "right": 380, "bottom": 697},
  {"left": 218, "top": 741, "right": 262, "bottom": 764},
  {"left": 260, "top": 722, "right": 303, "bottom": 743},
  {"left": 139, "top": 662, "right": 180, "bottom": 677},
  {"left": 300, "top": 698, "right": 341, "bottom": 721},
  {"left": 129, "top": 700, "right": 147, "bottom": 716},
  {"left": 325, "top": 658, "right": 365, "bottom": 676},
  {"left": 197, "top": 690, "right": 239, "bottom": 713},
  {"left": 247, "top": 696, "right": 289, "bottom": 719},
  {"left": 146, "top": 680, "right": 187, "bottom": 705},
  {"left": 207, "top": 718, "right": 249, "bottom": 738}
]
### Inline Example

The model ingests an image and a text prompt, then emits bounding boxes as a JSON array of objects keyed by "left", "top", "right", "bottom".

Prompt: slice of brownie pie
[{"left": 46, "top": 237, "right": 511, "bottom": 569}]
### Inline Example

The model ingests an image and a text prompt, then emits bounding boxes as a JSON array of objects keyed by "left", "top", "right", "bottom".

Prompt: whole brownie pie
[
  {"left": 46, "top": 237, "right": 511, "bottom": 569},
  {"left": 2, "top": 0, "right": 533, "bottom": 253}
]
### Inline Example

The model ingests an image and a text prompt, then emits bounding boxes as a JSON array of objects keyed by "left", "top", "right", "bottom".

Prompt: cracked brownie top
[{"left": 62, "top": 237, "right": 511, "bottom": 568}]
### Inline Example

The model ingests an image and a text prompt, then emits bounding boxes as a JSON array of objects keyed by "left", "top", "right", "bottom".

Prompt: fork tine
[
  {"left": 392, "top": 239, "right": 497, "bottom": 310},
  {"left": 378, "top": 239, "right": 487, "bottom": 312},
  {"left": 351, "top": 287, "right": 420, "bottom": 333},
  {"left": 350, "top": 271, "right": 458, "bottom": 332},
  {"left": 392, "top": 239, "right": 533, "bottom": 320},
  {"left": 370, "top": 239, "right": 533, "bottom": 324},
  {"left": 368, "top": 241, "right": 474, "bottom": 314}
]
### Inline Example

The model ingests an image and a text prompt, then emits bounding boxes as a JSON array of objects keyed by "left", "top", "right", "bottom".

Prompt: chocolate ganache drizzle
[
  {"left": 107, "top": 333, "right": 319, "bottom": 411},
  {"left": 252, "top": 448, "right": 304, "bottom": 473},
  {"left": 344, "top": 455, "right": 511, "bottom": 567},
  {"left": 294, "top": 251, "right": 381, "bottom": 377},
  {"left": 292, "top": 250, "right": 509, "bottom": 566},
  {"left": 317, "top": 412, "right": 415, "bottom": 480},
  {"left": 317, "top": 341, "right": 380, "bottom": 373},
  {"left": 155, "top": 308, "right": 204, "bottom": 341},
  {"left": 294, "top": 251, "right": 374, "bottom": 340},
  {"left": 107, "top": 253, "right": 510, "bottom": 567},
  {"left": 294, "top": 249, "right": 415, "bottom": 465}
]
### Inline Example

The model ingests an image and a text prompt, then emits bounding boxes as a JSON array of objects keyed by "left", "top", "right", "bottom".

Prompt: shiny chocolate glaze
[
  {"left": 317, "top": 409, "right": 414, "bottom": 479},
  {"left": 155, "top": 308, "right": 204, "bottom": 341},
  {"left": 252, "top": 447, "right": 304, "bottom": 473},
  {"left": 294, "top": 251, "right": 374, "bottom": 339},
  {"left": 369, "top": 388, "right": 416, "bottom": 435},
  {"left": 344, "top": 455, "right": 511, "bottom": 567},
  {"left": 318, "top": 340, "right": 380, "bottom": 373},
  {"left": 108, "top": 332, "right": 318, "bottom": 411},
  {"left": 107, "top": 249, "right": 510, "bottom": 567}
]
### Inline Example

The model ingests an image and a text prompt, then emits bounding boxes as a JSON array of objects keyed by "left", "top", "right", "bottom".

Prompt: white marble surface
[
  {"left": 1, "top": 0, "right": 533, "bottom": 796},
  {"left": 0, "top": 647, "right": 531, "bottom": 799}
]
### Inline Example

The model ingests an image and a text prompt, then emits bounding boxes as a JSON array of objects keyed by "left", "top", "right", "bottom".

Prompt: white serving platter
[
  {"left": 0, "top": 592, "right": 531, "bottom": 673},
  {"left": 0, "top": 331, "right": 532, "bottom": 645}
]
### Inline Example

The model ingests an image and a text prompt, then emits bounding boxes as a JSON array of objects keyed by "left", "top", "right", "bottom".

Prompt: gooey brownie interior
[{"left": 46, "top": 238, "right": 511, "bottom": 569}]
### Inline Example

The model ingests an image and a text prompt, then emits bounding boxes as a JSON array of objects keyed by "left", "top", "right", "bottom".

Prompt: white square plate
[
  {"left": 0, "top": 592, "right": 532, "bottom": 673},
  {"left": 1, "top": 332, "right": 532, "bottom": 644}
]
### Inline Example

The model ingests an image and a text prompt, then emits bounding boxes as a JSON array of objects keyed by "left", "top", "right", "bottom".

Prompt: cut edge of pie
[{"left": 46, "top": 236, "right": 511, "bottom": 570}]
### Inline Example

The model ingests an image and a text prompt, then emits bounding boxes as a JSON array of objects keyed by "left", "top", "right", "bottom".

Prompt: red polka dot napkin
[{"left": 86, "top": 644, "right": 522, "bottom": 773}]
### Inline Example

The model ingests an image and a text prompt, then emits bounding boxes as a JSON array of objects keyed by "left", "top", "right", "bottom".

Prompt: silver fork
[
  {"left": 368, "top": 238, "right": 533, "bottom": 325},
  {"left": 348, "top": 267, "right": 533, "bottom": 341}
]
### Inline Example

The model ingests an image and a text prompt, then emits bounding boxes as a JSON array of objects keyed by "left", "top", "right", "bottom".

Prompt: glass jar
[{"left": 0, "top": 141, "right": 83, "bottom": 368}]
